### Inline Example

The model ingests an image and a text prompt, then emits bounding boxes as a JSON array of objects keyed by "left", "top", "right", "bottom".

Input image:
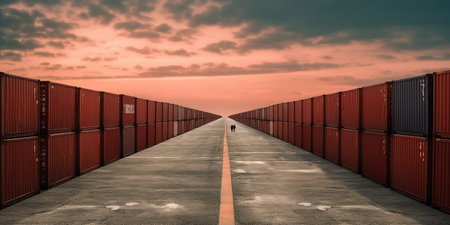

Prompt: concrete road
[{"left": 0, "top": 118, "right": 449, "bottom": 224}]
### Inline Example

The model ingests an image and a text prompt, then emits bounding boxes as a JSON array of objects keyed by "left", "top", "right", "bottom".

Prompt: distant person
[
  {"left": 233, "top": 125, "right": 236, "bottom": 132},
  {"left": 231, "top": 125, "right": 235, "bottom": 132}
]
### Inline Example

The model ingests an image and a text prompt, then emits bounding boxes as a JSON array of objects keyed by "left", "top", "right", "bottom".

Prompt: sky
[{"left": 1, "top": 0, "right": 450, "bottom": 116}]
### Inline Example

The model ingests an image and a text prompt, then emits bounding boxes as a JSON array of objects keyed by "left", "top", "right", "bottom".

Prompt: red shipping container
[
  {"left": 78, "top": 88, "right": 100, "bottom": 130},
  {"left": 78, "top": 129, "right": 100, "bottom": 174},
  {"left": 174, "top": 121, "right": 178, "bottom": 136},
  {"left": 288, "top": 102, "right": 295, "bottom": 123},
  {"left": 148, "top": 101, "right": 156, "bottom": 123},
  {"left": 432, "top": 138, "right": 450, "bottom": 214},
  {"left": 278, "top": 104, "right": 283, "bottom": 121},
  {"left": 163, "top": 122, "right": 168, "bottom": 141},
  {"left": 294, "top": 123, "right": 302, "bottom": 148},
  {"left": 148, "top": 123, "right": 156, "bottom": 147},
  {"left": 120, "top": 95, "right": 135, "bottom": 126},
  {"left": 163, "top": 103, "right": 169, "bottom": 122},
  {"left": 40, "top": 82, "right": 76, "bottom": 133},
  {"left": 270, "top": 121, "right": 274, "bottom": 136},
  {"left": 288, "top": 123, "right": 295, "bottom": 144},
  {"left": 361, "top": 131, "right": 389, "bottom": 186},
  {"left": 136, "top": 124, "right": 147, "bottom": 151},
  {"left": 283, "top": 103, "right": 288, "bottom": 122},
  {"left": 1, "top": 73, "right": 39, "bottom": 138},
  {"left": 303, "top": 124, "right": 312, "bottom": 151},
  {"left": 156, "top": 102, "right": 163, "bottom": 123},
  {"left": 101, "top": 92, "right": 120, "bottom": 128},
  {"left": 313, "top": 96, "right": 325, "bottom": 125},
  {"left": 340, "top": 129, "right": 359, "bottom": 173},
  {"left": 136, "top": 98, "right": 147, "bottom": 124},
  {"left": 283, "top": 122, "right": 288, "bottom": 142},
  {"left": 102, "top": 127, "right": 120, "bottom": 165},
  {"left": 41, "top": 132, "right": 75, "bottom": 189},
  {"left": 121, "top": 126, "right": 135, "bottom": 157},
  {"left": 303, "top": 99, "right": 312, "bottom": 124},
  {"left": 1, "top": 136, "right": 39, "bottom": 207},
  {"left": 168, "top": 104, "right": 174, "bottom": 122},
  {"left": 294, "top": 100, "right": 302, "bottom": 123},
  {"left": 434, "top": 71, "right": 450, "bottom": 138},
  {"left": 273, "top": 105, "right": 278, "bottom": 122},
  {"left": 391, "top": 135, "right": 428, "bottom": 202},
  {"left": 325, "top": 127, "right": 340, "bottom": 164},
  {"left": 325, "top": 93, "right": 340, "bottom": 127},
  {"left": 341, "top": 88, "right": 361, "bottom": 129},
  {"left": 174, "top": 105, "right": 179, "bottom": 122},
  {"left": 361, "top": 82, "right": 391, "bottom": 132},
  {"left": 277, "top": 121, "right": 283, "bottom": 139},
  {"left": 168, "top": 121, "right": 174, "bottom": 139},
  {"left": 312, "top": 125, "right": 324, "bottom": 157}
]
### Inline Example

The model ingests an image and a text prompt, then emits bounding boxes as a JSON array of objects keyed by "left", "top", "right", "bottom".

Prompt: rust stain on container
[
  {"left": 148, "top": 123, "right": 156, "bottom": 147},
  {"left": 77, "top": 88, "right": 100, "bottom": 130},
  {"left": 341, "top": 88, "right": 361, "bottom": 129},
  {"left": 432, "top": 138, "right": 450, "bottom": 214},
  {"left": 312, "top": 125, "right": 324, "bottom": 157},
  {"left": 136, "top": 124, "right": 147, "bottom": 151},
  {"left": 340, "top": 129, "right": 359, "bottom": 173},
  {"left": 362, "top": 83, "right": 391, "bottom": 132},
  {"left": 101, "top": 92, "right": 120, "bottom": 128},
  {"left": 102, "top": 127, "right": 120, "bottom": 165},
  {"left": 313, "top": 96, "right": 325, "bottom": 125},
  {"left": 361, "top": 131, "right": 389, "bottom": 186},
  {"left": 325, "top": 93, "right": 340, "bottom": 128},
  {"left": 148, "top": 101, "right": 156, "bottom": 123},
  {"left": 78, "top": 129, "right": 100, "bottom": 174},
  {"left": 325, "top": 127, "right": 340, "bottom": 164},
  {"left": 136, "top": 98, "right": 147, "bottom": 124},
  {"left": 40, "top": 82, "right": 76, "bottom": 133},
  {"left": 303, "top": 99, "right": 312, "bottom": 124},
  {"left": 121, "top": 126, "right": 135, "bottom": 157},
  {"left": 434, "top": 71, "right": 450, "bottom": 138},
  {"left": 1, "top": 136, "right": 39, "bottom": 207},
  {"left": 391, "top": 134, "right": 428, "bottom": 202},
  {"left": 288, "top": 123, "right": 295, "bottom": 144},
  {"left": 120, "top": 95, "right": 135, "bottom": 126},
  {"left": 1, "top": 73, "right": 39, "bottom": 138},
  {"left": 303, "top": 124, "right": 312, "bottom": 151}
]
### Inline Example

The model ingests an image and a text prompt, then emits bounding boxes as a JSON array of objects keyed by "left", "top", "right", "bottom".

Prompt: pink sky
[{"left": 1, "top": 1, "right": 449, "bottom": 116}]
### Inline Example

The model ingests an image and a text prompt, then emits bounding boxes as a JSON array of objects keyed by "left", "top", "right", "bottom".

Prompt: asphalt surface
[{"left": 0, "top": 117, "right": 449, "bottom": 225}]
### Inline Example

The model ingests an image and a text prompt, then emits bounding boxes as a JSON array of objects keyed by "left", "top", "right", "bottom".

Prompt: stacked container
[
  {"left": 100, "top": 92, "right": 120, "bottom": 166},
  {"left": 136, "top": 98, "right": 147, "bottom": 152},
  {"left": 294, "top": 100, "right": 302, "bottom": 148},
  {"left": 288, "top": 102, "right": 295, "bottom": 145},
  {"left": 302, "top": 99, "right": 312, "bottom": 151},
  {"left": 120, "top": 95, "right": 135, "bottom": 157},
  {"left": 324, "top": 92, "right": 340, "bottom": 164},
  {"left": 312, "top": 96, "right": 325, "bottom": 157},
  {"left": 340, "top": 88, "right": 361, "bottom": 173}
]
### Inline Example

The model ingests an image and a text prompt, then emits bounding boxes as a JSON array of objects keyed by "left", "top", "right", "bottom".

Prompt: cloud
[
  {"left": 81, "top": 56, "right": 118, "bottom": 62},
  {"left": 168, "top": 29, "right": 197, "bottom": 42},
  {"left": 203, "top": 40, "right": 237, "bottom": 54},
  {"left": 155, "top": 23, "right": 173, "bottom": 34},
  {"left": 163, "top": 0, "right": 198, "bottom": 21},
  {"left": 164, "top": 49, "right": 196, "bottom": 57},
  {"left": 376, "top": 54, "right": 396, "bottom": 60},
  {"left": 126, "top": 46, "right": 160, "bottom": 55},
  {"left": 79, "top": 4, "right": 115, "bottom": 25},
  {"left": 114, "top": 21, "right": 149, "bottom": 31},
  {"left": 34, "top": 51, "right": 56, "bottom": 57},
  {"left": 416, "top": 54, "right": 450, "bottom": 61},
  {"left": 0, "top": 51, "right": 22, "bottom": 61},
  {"left": 47, "top": 41, "right": 66, "bottom": 49}
]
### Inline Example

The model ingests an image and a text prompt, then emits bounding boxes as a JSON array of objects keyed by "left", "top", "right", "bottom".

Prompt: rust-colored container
[
  {"left": 361, "top": 131, "right": 389, "bottom": 186},
  {"left": 294, "top": 100, "right": 302, "bottom": 123},
  {"left": 120, "top": 95, "right": 135, "bottom": 126},
  {"left": 121, "top": 126, "right": 135, "bottom": 157},
  {"left": 173, "top": 121, "right": 178, "bottom": 136},
  {"left": 325, "top": 127, "right": 340, "bottom": 164},
  {"left": 302, "top": 124, "right": 312, "bottom": 151},
  {"left": 288, "top": 123, "right": 295, "bottom": 144},
  {"left": 40, "top": 82, "right": 76, "bottom": 133},
  {"left": 136, "top": 98, "right": 147, "bottom": 124},
  {"left": 283, "top": 122, "right": 288, "bottom": 142},
  {"left": 156, "top": 102, "right": 163, "bottom": 123},
  {"left": 278, "top": 104, "right": 283, "bottom": 121},
  {"left": 101, "top": 127, "right": 120, "bottom": 165},
  {"left": 40, "top": 132, "right": 75, "bottom": 189},
  {"left": 340, "top": 129, "right": 359, "bottom": 173},
  {"left": 325, "top": 93, "right": 340, "bottom": 128},
  {"left": 1, "top": 73, "right": 39, "bottom": 138},
  {"left": 283, "top": 103, "right": 288, "bottom": 122},
  {"left": 273, "top": 105, "right": 278, "bottom": 122},
  {"left": 303, "top": 99, "right": 312, "bottom": 124},
  {"left": 277, "top": 121, "right": 283, "bottom": 139},
  {"left": 313, "top": 96, "right": 325, "bottom": 125},
  {"left": 174, "top": 105, "right": 179, "bottom": 122},
  {"left": 168, "top": 121, "right": 174, "bottom": 139},
  {"left": 148, "top": 123, "right": 156, "bottom": 147},
  {"left": 148, "top": 101, "right": 156, "bottom": 123},
  {"left": 168, "top": 104, "right": 174, "bottom": 122},
  {"left": 163, "top": 103, "right": 169, "bottom": 122},
  {"left": 136, "top": 124, "right": 147, "bottom": 151},
  {"left": 432, "top": 138, "right": 450, "bottom": 214},
  {"left": 312, "top": 125, "right": 324, "bottom": 157},
  {"left": 77, "top": 88, "right": 100, "bottom": 130},
  {"left": 163, "top": 122, "right": 168, "bottom": 141},
  {"left": 434, "top": 71, "right": 450, "bottom": 138},
  {"left": 361, "top": 83, "right": 391, "bottom": 132},
  {"left": 270, "top": 121, "right": 274, "bottom": 136},
  {"left": 1, "top": 136, "right": 39, "bottom": 207},
  {"left": 101, "top": 92, "right": 120, "bottom": 128},
  {"left": 341, "top": 88, "right": 361, "bottom": 129},
  {"left": 294, "top": 123, "right": 302, "bottom": 148},
  {"left": 288, "top": 102, "right": 294, "bottom": 123},
  {"left": 391, "top": 135, "right": 428, "bottom": 202},
  {"left": 78, "top": 129, "right": 100, "bottom": 174}
]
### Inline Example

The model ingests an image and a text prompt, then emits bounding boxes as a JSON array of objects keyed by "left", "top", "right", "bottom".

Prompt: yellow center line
[{"left": 219, "top": 119, "right": 235, "bottom": 225}]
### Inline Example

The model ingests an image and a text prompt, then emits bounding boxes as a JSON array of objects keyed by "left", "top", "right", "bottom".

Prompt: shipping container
[
  {"left": 325, "top": 93, "right": 340, "bottom": 128},
  {"left": 288, "top": 102, "right": 295, "bottom": 123},
  {"left": 148, "top": 101, "right": 156, "bottom": 123},
  {"left": 168, "top": 121, "right": 174, "bottom": 139},
  {"left": 120, "top": 95, "right": 135, "bottom": 126},
  {"left": 156, "top": 123, "right": 163, "bottom": 143},
  {"left": 432, "top": 138, "right": 450, "bottom": 214},
  {"left": 1, "top": 136, "right": 39, "bottom": 207},
  {"left": 325, "top": 127, "right": 340, "bottom": 164},
  {"left": 303, "top": 99, "right": 312, "bottom": 124},
  {"left": 0, "top": 73, "right": 39, "bottom": 138},
  {"left": 270, "top": 121, "right": 274, "bottom": 136},
  {"left": 174, "top": 105, "right": 179, "bottom": 122},
  {"left": 302, "top": 124, "right": 312, "bottom": 151},
  {"left": 136, "top": 124, "right": 147, "bottom": 151},
  {"left": 392, "top": 75, "right": 432, "bottom": 136},
  {"left": 162, "top": 123, "right": 168, "bottom": 141},
  {"left": 163, "top": 103, "right": 169, "bottom": 122},
  {"left": 277, "top": 121, "right": 283, "bottom": 139},
  {"left": 362, "top": 82, "right": 391, "bottom": 132},
  {"left": 361, "top": 131, "right": 389, "bottom": 186},
  {"left": 278, "top": 104, "right": 283, "bottom": 121},
  {"left": 391, "top": 135, "right": 428, "bottom": 202},
  {"left": 283, "top": 122, "right": 288, "bottom": 142},
  {"left": 156, "top": 102, "right": 163, "bottom": 123},
  {"left": 136, "top": 98, "right": 147, "bottom": 124},
  {"left": 40, "top": 132, "right": 75, "bottom": 189},
  {"left": 40, "top": 82, "right": 76, "bottom": 133},
  {"left": 121, "top": 126, "right": 135, "bottom": 157},
  {"left": 173, "top": 121, "right": 178, "bottom": 136},
  {"left": 434, "top": 71, "right": 450, "bottom": 138},
  {"left": 168, "top": 104, "right": 174, "bottom": 122},
  {"left": 78, "top": 129, "right": 100, "bottom": 174},
  {"left": 273, "top": 105, "right": 278, "bottom": 123},
  {"left": 288, "top": 123, "right": 295, "bottom": 144},
  {"left": 313, "top": 96, "right": 325, "bottom": 125},
  {"left": 77, "top": 88, "right": 100, "bottom": 130},
  {"left": 269, "top": 105, "right": 274, "bottom": 121},
  {"left": 341, "top": 88, "right": 361, "bottom": 129},
  {"left": 294, "top": 100, "right": 302, "bottom": 123},
  {"left": 101, "top": 127, "right": 120, "bottom": 165},
  {"left": 294, "top": 123, "right": 302, "bottom": 148},
  {"left": 283, "top": 103, "right": 288, "bottom": 122},
  {"left": 178, "top": 106, "right": 183, "bottom": 121},
  {"left": 148, "top": 123, "right": 156, "bottom": 147},
  {"left": 101, "top": 92, "right": 120, "bottom": 128},
  {"left": 340, "top": 129, "right": 359, "bottom": 173},
  {"left": 312, "top": 125, "right": 324, "bottom": 157}
]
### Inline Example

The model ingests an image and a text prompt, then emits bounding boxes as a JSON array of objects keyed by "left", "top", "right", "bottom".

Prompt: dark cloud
[
  {"left": 114, "top": 21, "right": 149, "bottom": 31},
  {"left": 155, "top": 23, "right": 173, "bottom": 34},
  {"left": 203, "top": 40, "right": 237, "bottom": 54},
  {"left": 416, "top": 54, "right": 450, "bottom": 61},
  {"left": 47, "top": 41, "right": 66, "bottom": 49},
  {"left": 322, "top": 56, "right": 333, "bottom": 60},
  {"left": 126, "top": 46, "right": 160, "bottom": 55},
  {"left": 129, "top": 30, "right": 161, "bottom": 40},
  {"left": 0, "top": 51, "right": 22, "bottom": 61},
  {"left": 377, "top": 54, "right": 396, "bottom": 60},
  {"left": 164, "top": 49, "right": 196, "bottom": 57},
  {"left": 163, "top": 0, "right": 197, "bottom": 21},
  {"left": 40, "top": 62, "right": 50, "bottom": 66},
  {"left": 81, "top": 56, "right": 118, "bottom": 62},
  {"left": 168, "top": 29, "right": 197, "bottom": 42},
  {"left": 34, "top": 51, "right": 56, "bottom": 57},
  {"left": 79, "top": 4, "right": 115, "bottom": 25}
]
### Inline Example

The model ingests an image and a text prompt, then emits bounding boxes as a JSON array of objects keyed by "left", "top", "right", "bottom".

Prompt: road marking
[{"left": 219, "top": 119, "right": 235, "bottom": 225}]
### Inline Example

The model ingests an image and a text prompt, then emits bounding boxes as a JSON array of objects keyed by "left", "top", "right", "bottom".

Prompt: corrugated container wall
[
  {"left": 136, "top": 124, "right": 147, "bottom": 151},
  {"left": 288, "top": 102, "right": 295, "bottom": 123},
  {"left": 148, "top": 123, "right": 156, "bottom": 146},
  {"left": 361, "top": 131, "right": 389, "bottom": 186},
  {"left": 325, "top": 93, "right": 340, "bottom": 127},
  {"left": 156, "top": 102, "right": 163, "bottom": 123},
  {"left": 136, "top": 98, "right": 147, "bottom": 124},
  {"left": 273, "top": 105, "right": 278, "bottom": 122},
  {"left": 362, "top": 83, "right": 391, "bottom": 132},
  {"left": 325, "top": 127, "right": 340, "bottom": 164},
  {"left": 278, "top": 104, "right": 283, "bottom": 121},
  {"left": 174, "top": 105, "right": 179, "bottom": 122},
  {"left": 120, "top": 95, "right": 135, "bottom": 126},
  {"left": 312, "top": 125, "right": 324, "bottom": 157},
  {"left": 283, "top": 103, "right": 288, "bottom": 122},
  {"left": 1, "top": 73, "right": 39, "bottom": 137},
  {"left": 294, "top": 100, "right": 302, "bottom": 123},
  {"left": 340, "top": 129, "right": 359, "bottom": 173},
  {"left": 294, "top": 124, "right": 302, "bottom": 147},
  {"left": 40, "top": 82, "right": 76, "bottom": 133},
  {"left": 434, "top": 71, "right": 450, "bottom": 138},
  {"left": 313, "top": 96, "right": 324, "bottom": 125},
  {"left": 102, "top": 127, "right": 120, "bottom": 165},
  {"left": 432, "top": 138, "right": 450, "bottom": 214},
  {"left": 303, "top": 99, "right": 312, "bottom": 124},
  {"left": 122, "top": 126, "right": 135, "bottom": 156},
  {"left": 392, "top": 75, "right": 432, "bottom": 136},
  {"left": 341, "top": 88, "right": 361, "bottom": 129},
  {"left": 303, "top": 124, "right": 312, "bottom": 151},
  {"left": 148, "top": 101, "right": 156, "bottom": 123},
  {"left": 78, "top": 129, "right": 100, "bottom": 174},
  {"left": 163, "top": 103, "right": 169, "bottom": 122},
  {"left": 101, "top": 92, "right": 120, "bottom": 128},
  {"left": 168, "top": 104, "right": 174, "bottom": 122}
]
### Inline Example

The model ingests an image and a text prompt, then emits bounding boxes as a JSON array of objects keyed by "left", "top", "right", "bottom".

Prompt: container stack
[
  {"left": 302, "top": 99, "right": 312, "bottom": 151},
  {"left": 278, "top": 104, "right": 283, "bottom": 140},
  {"left": 1, "top": 73, "right": 40, "bottom": 208},
  {"left": 340, "top": 88, "right": 361, "bottom": 173},
  {"left": 168, "top": 104, "right": 174, "bottom": 139},
  {"left": 324, "top": 92, "right": 340, "bottom": 164},
  {"left": 282, "top": 103, "right": 289, "bottom": 142},
  {"left": 40, "top": 81, "right": 77, "bottom": 189},
  {"left": 100, "top": 92, "right": 121, "bottom": 166},
  {"left": 162, "top": 103, "right": 169, "bottom": 142},
  {"left": 120, "top": 95, "right": 136, "bottom": 157},
  {"left": 288, "top": 102, "right": 295, "bottom": 145},
  {"left": 136, "top": 98, "right": 147, "bottom": 152},
  {"left": 155, "top": 102, "right": 163, "bottom": 144},
  {"left": 148, "top": 101, "right": 156, "bottom": 147},
  {"left": 294, "top": 100, "right": 302, "bottom": 148},
  {"left": 173, "top": 104, "right": 179, "bottom": 137},
  {"left": 312, "top": 95, "right": 325, "bottom": 157}
]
